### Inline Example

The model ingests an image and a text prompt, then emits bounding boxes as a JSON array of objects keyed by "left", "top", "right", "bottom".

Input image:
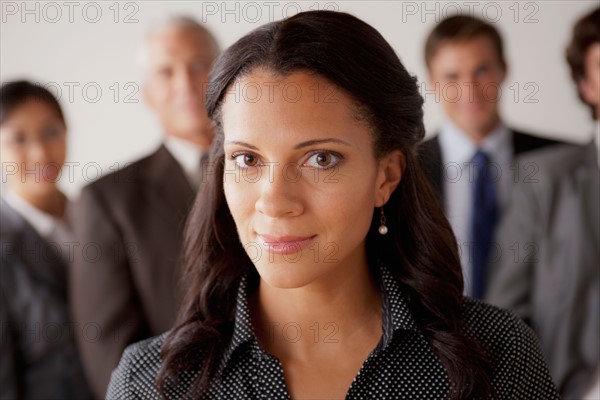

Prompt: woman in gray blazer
[{"left": 0, "top": 81, "right": 92, "bottom": 400}]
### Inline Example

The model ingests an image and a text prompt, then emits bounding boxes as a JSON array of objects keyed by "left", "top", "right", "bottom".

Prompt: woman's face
[
  {"left": 0, "top": 99, "right": 66, "bottom": 198},
  {"left": 222, "top": 69, "right": 401, "bottom": 289}
]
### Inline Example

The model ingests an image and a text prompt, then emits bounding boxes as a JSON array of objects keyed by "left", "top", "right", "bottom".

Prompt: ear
[
  {"left": 579, "top": 78, "right": 598, "bottom": 106},
  {"left": 498, "top": 61, "right": 508, "bottom": 85},
  {"left": 427, "top": 73, "right": 439, "bottom": 95},
  {"left": 375, "top": 150, "right": 405, "bottom": 207},
  {"left": 142, "top": 83, "right": 155, "bottom": 111}
]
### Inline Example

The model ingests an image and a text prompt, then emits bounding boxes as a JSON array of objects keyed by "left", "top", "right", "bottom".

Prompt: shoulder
[
  {"left": 417, "top": 135, "right": 440, "bottom": 159},
  {"left": 74, "top": 148, "right": 163, "bottom": 215},
  {"left": 0, "top": 201, "right": 41, "bottom": 259},
  {"left": 462, "top": 297, "right": 535, "bottom": 346},
  {"left": 107, "top": 332, "right": 200, "bottom": 400},
  {"left": 462, "top": 299, "right": 559, "bottom": 398},
  {"left": 0, "top": 200, "right": 24, "bottom": 239},
  {"left": 80, "top": 150, "right": 156, "bottom": 195},
  {"left": 106, "top": 333, "right": 166, "bottom": 399},
  {"left": 511, "top": 129, "right": 567, "bottom": 154},
  {"left": 512, "top": 143, "right": 594, "bottom": 207},
  {"left": 516, "top": 143, "right": 589, "bottom": 176}
]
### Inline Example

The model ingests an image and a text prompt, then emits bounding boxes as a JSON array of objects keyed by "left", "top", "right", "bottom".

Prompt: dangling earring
[{"left": 378, "top": 207, "right": 388, "bottom": 235}]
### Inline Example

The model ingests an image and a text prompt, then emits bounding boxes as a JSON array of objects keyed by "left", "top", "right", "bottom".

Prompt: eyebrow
[{"left": 224, "top": 138, "right": 352, "bottom": 150}]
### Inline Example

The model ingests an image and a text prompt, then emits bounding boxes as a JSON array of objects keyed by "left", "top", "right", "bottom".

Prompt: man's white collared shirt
[{"left": 438, "top": 120, "right": 513, "bottom": 295}]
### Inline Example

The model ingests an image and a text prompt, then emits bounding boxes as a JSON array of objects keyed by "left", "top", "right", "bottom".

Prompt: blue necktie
[{"left": 470, "top": 150, "right": 498, "bottom": 299}]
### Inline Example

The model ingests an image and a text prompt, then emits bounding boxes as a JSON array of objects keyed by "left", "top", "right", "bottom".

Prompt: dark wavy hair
[
  {"left": 157, "top": 10, "right": 494, "bottom": 400},
  {"left": 566, "top": 7, "right": 600, "bottom": 119}
]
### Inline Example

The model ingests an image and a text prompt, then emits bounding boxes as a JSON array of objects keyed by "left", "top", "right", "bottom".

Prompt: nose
[
  {"left": 467, "top": 73, "right": 486, "bottom": 98},
  {"left": 255, "top": 165, "right": 304, "bottom": 219}
]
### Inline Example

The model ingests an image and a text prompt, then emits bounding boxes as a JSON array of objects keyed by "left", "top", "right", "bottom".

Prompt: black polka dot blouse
[{"left": 106, "top": 264, "right": 559, "bottom": 399}]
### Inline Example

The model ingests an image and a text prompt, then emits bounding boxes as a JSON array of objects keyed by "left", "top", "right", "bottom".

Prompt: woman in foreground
[{"left": 107, "top": 11, "right": 558, "bottom": 400}]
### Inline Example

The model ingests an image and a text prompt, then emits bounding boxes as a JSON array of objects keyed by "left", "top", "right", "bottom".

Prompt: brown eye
[
  {"left": 233, "top": 153, "right": 259, "bottom": 168},
  {"left": 12, "top": 132, "right": 27, "bottom": 145},
  {"left": 157, "top": 67, "right": 173, "bottom": 79},
  {"left": 244, "top": 154, "right": 257, "bottom": 166},
  {"left": 304, "top": 151, "right": 341, "bottom": 169},
  {"left": 41, "top": 126, "right": 64, "bottom": 143},
  {"left": 316, "top": 153, "right": 331, "bottom": 167}
]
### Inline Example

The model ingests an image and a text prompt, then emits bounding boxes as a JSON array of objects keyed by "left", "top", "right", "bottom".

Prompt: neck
[
  {"left": 459, "top": 115, "right": 501, "bottom": 146},
  {"left": 250, "top": 257, "right": 382, "bottom": 358},
  {"left": 12, "top": 186, "right": 65, "bottom": 217}
]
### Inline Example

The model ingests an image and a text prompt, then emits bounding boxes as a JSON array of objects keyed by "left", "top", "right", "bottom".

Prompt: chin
[
  {"left": 16, "top": 183, "right": 56, "bottom": 200},
  {"left": 254, "top": 261, "right": 321, "bottom": 290},
  {"left": 458, "top": 118, "right": 492, "bottom": 135}
]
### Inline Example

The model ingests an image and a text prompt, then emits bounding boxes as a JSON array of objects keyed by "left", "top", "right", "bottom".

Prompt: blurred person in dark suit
[
  {"left": 486, "top": 7, "right": 599, "bottom": 399},
  {"left": 70, "top": 16, "right": 219, "bottom": 398},
  {"left": 418, "top": 15, "right": 565, "bottom": 299},
  {"left": 0, "top": 80, "right": 93, "bottom": 400}
]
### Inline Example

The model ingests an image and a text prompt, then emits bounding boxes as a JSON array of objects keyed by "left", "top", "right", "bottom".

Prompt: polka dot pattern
[{"left": 106, "top": 264, "right": 560, "bottom": 399}]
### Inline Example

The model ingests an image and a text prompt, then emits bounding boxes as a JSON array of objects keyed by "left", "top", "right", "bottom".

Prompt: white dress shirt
[
  {"left": 164, "top": 137, "right": 207, "bottom": 191},
  {"left": 3, "top": 189, "right": 74, "bottom": 262},
  {"left": 438, "top": 120, "right": 513, "bottom": 295}
]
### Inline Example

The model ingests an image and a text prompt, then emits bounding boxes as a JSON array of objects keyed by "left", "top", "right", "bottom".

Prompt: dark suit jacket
[
  {"left": 70, "top": 145, "right": 196, "bottom": 398},
  {"left": 1, "top": 199, "right": 93, "bottom": 400},
  {"left": 418, "top": 129, "right": 564, "bottom": 201},
  {"left": 486, "top": 142, "right": 599, "bottom": 398}
]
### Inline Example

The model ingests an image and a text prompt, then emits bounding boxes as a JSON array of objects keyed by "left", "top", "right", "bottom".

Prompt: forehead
[
  {"left": 430, "top": 36, "right": 500, "bottom": 69},
  {"left": 221, "top": 70, "right": 370, "bottom": 147},
  {"left": 146, "top": 26, "right": 216, "bottom": 61},
  {"left": 2, "top": 99, "right": 62, "bottom": 125}
]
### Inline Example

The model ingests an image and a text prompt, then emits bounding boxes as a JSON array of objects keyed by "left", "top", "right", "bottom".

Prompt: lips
[{"left": 257, "top": 234, "right": 317, "bottom": 255}]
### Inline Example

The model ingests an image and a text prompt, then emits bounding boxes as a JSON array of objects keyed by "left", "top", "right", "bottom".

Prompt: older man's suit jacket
[
  {"left": 1, "top": 199, "right": 93, "bottom": 400},
  {"left": 486, "top": 142, "right": 599, "bottom": 399},
  {"left": 70, "top": 144, "right": 196, "bottom": 398}
]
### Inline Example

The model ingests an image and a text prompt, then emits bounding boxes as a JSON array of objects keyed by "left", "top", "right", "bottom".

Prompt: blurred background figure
[
  {"left": 70, "top": 16, "right": 219, "bottom": 398},
  {"left": 418, "top": 15, "right": 565, "bottom": 299},
  {"left": 0, "top": 80, "right": 93, "bottom": 399},
  {"left": 486, "top": 7, "right": 599, "bottom": 399}
]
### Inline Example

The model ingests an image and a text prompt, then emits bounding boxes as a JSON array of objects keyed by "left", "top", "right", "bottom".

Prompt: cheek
[
  {"left": 315, "top": 171, "right": 376, "bottom": 232},
  {"left": 223, "top": 178, "right": 255, "bottom": 239},
  {"left": 331, "top": 195, "right": 373, "bottom": 234},
  {"left": 194, "top": 72, "right": 210, "bottom": 88},
  {"left": 481, "top": 84, "right": 501, "bottom": 104},
  {"left": 0, "top": 146, "right": 24, "bottom": 164},
  {"left": 148, "top": 84, "right": 171, "bottom": 108},
  {"left": 49, "top": 141, "right": 67, "bottom": 165},
  {"left": 444, "top": 85, "right": 461, "bottom": 103},
  {"left": 1, "top": 152, "right": 26, "bottom": 186},
  {"left": 589, "top": 71, "right": 600, "bottom": 95}
]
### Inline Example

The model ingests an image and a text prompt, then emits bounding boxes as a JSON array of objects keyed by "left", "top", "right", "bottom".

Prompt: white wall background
[{"left": 1, "top": 0, "right": 597, "bottom": 197}]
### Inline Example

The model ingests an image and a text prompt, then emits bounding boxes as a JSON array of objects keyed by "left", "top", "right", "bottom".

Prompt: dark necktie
[{"left": 470, "top": 150, "right": 498, "bottom": 299}]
